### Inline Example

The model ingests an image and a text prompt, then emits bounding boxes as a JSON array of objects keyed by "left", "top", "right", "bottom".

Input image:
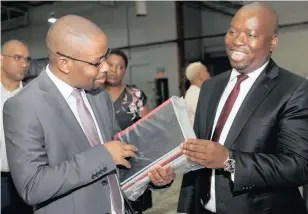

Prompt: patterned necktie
[
  {"left": 203, "top": 74, "right": 248, "bottom": 203},
  {"left": 72, "top": 89, "right": 123, "bottom": 214}
]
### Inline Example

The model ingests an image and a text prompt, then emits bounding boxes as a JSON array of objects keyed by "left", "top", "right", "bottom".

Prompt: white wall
[
  {"left": 200, "top": 1, "right": 308, "bottom": 77},
  {"left": 272, "top": 27, "right": 308, "bottom": 77},
  {"left": 268, "top": 1, "right": 308, "bottom": 77},
  {"left": 2, "top": 1, "right": 181, "bottom": 100}
]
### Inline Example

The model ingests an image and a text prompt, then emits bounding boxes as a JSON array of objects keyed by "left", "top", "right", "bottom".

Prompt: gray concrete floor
[{"left": 144, "top": 176, "right": 183, "bottom": 214}]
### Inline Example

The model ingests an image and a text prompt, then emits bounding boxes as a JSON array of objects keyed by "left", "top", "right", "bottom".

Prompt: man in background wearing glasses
[{"left": 1, "top": 39, "right": 33, "bottom": 214}]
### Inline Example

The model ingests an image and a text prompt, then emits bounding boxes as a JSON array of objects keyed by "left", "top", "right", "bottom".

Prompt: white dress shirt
[
  {"left": 184, "top": 85, "right": 201, "bottom": 125},
  {"left": 204, "top": 61, "right": 269, "bottom": 213},
  {"left": 46, "top": 66, "right": 124, "bottom": 214},
  {"left": 1, "top": 81, "right": 23, "bottom": 172}
]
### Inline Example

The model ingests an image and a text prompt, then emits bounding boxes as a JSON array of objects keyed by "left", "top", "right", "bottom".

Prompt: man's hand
[
  {"left": 181, "top": 138, "right": 229, "bottom": 169},
  {"left": 104, "top": 141, "right": 137, "bottom": 168},
  {"left": 148, "top": 165, "right": 175, "bottom": 186}
]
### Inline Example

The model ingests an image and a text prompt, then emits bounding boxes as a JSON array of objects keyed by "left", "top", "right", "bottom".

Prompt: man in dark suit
[
  {"left": 304, "top": 184, "right": 308, "bottom": 211},
  {"left": 178, "top": 2, "right": 308, "bottom": 214}
]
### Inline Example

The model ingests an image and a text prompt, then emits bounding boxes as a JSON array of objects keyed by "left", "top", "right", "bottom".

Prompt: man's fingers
[
  {"left": 150, "top": 167, "right": 164, "bottom": 182},
  {"left": 184, "top": 138, "right": 212, "bottom": 145},
  {"left": 123, "top": 144, "right": 138, "bottom": 152},
  {"left": 186, "top": 156, "right": 205, "bottom": 166},
  {"left": 183, "top": 150, "right": 206, "bottom": 160},
  {"left": 165, "top": 165, "right": 174, "bottom": 175},
  {"left": 119, "top": 159, "right": 131, "bottom": 169},
  {"left": 182, "top": 143, "right": 206, "bottom": 152},
  {"left": 155, "top": 166, "right": 169, "bottom": 181},
  {"left": 148, "top": 173, "right": 155, "bottom": 183},
  {"left": 122, "top": 150, "right": 136, "bottom": 158}
]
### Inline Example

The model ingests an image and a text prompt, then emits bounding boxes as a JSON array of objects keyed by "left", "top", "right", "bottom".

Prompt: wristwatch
[{"left": 223, "top": 150, "right": 236, "bottom": 173}]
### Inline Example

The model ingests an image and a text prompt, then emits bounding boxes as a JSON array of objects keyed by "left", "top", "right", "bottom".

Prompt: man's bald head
[
  {"left": 237, "top": 2, "right": 279, "bottom": 35},
  {"left": 45, "top": 15, "right": 110, "bottom": 91},
  {"left": 46, "top": 15, "right": 107, "bottom": 60}
]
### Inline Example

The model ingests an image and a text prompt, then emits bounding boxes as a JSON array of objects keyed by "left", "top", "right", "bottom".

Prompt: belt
[{"left": 1, "top": 171, "right": 11, "bottom": 177}]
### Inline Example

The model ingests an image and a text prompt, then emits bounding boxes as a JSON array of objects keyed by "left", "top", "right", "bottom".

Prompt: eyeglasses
[
  {"left": 56, "top": 48, "right": 111, "bottom": 69},
  {"left": 2, "top": 54, "right": 31, "bottom": 63}
]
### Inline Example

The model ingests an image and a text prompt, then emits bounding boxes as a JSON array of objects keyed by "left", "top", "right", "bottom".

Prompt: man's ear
[
  {"left": 57, "top": 57, "right": 70, "bottom": 74},
  {"left": 0, "top": 54, "right": 4, "bottom": 68},
  {"left": 270, "top": 34, "right": 278, "bottom": 53}
]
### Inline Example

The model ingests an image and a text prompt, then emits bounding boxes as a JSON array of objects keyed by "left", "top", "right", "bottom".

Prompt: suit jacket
[
  {"left": 304, "top": 184, "right": 308, "bottom": 212},
  {"left": 3, "top": 70, "right": 123, "bottom": 214},
  {"left": 177, "top": 60, "right": 308, "bottom": 214}
]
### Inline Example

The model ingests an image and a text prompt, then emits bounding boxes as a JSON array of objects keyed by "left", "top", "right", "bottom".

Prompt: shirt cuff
[{"left": 231, "top": 171, "right": 235, "bottom": 182}]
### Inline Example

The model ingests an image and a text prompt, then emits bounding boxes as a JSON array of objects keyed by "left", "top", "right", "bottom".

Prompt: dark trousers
[
  {"left": 130, "top": 188, "right": 152, "bottom": 214},
  {"left": 304, "top": 184, "right": 308, "bottom": 212},
  {"left": 1, "top": 173, "right": 33, "bottom": 214}
]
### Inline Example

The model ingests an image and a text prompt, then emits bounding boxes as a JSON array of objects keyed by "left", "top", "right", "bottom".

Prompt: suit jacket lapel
[
  {"left": 38, "top": 70, "right": 91, "bottom": 151},
  {"left": 203, "top": 72, "right": 230, "bottom": 139},
  {"left": 224, "top": 60, "right": 279, "bottom": 148}
]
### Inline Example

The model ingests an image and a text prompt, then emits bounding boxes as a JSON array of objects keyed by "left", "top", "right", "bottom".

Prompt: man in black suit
[
  {"left": 304, "top": 184, "right": 308, "bottom": 211},
  {"left": 177, "top": 2, "right": 308, "bottom": 214}
]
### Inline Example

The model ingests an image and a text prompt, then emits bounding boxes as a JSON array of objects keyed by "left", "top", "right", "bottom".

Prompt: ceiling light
[{"left": 48, "top": 12, "right": 57, "bottom": 24}]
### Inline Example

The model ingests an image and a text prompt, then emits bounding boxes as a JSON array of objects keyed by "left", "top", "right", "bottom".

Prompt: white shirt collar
[
  {"left": 189, "top": 85, "right": 200, "bottom": 90},
  {"left": 45, "top": 65, "right": 75, "bottom": 100},
  {"left": 229, "top": 61, "right": 269, "bottom": 83},
  {"left": 0, "top": 81, "right": 23, "bottom": 93}
]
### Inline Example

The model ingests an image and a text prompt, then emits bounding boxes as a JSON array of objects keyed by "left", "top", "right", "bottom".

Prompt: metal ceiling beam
[
  {"left": 1, "top": 5, "right": 27, "bottom": 13},
  {"left": 96, "top": 1, "right": 117, "bottom": 7}
]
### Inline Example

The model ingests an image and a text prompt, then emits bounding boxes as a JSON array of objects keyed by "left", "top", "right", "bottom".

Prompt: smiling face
[{"left": 225, "top": 4, "right": 278, "bottom": 73}]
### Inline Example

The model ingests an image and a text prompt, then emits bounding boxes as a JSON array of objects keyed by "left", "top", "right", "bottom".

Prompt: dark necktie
[
  {"left": 72, "top": 89, "right": 123, "bottom": 214},
  {"left": 202, "top": 74, "right": 248, "bottom": 203}
]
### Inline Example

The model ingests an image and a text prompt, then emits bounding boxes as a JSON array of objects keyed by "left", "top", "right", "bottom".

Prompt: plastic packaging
[{"left": 114, "top": 96, "right": 203, "bottom": 201}]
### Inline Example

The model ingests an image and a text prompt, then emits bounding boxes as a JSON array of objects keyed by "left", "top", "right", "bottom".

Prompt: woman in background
[{"left": 105, "top": 49, "right": 152, "bottom": 214}]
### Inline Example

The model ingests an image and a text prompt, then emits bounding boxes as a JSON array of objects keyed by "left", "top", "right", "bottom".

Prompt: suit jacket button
[
  {"left": 103, "top": 167, "right": 108, "bottom": 172},
  {"left": 102, "top": 180, "right": 108, "bottom": 186}
]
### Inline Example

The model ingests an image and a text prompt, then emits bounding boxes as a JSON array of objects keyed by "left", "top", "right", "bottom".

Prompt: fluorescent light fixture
[
  {"left": 135, "top": 1, "right": 147, "bottom": 16},
  {"left": 48, "top": 12, "right": 57, "bottom": 24},
  {"left": 48, "top": 17, "right": 57, "bottom": 23}
]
